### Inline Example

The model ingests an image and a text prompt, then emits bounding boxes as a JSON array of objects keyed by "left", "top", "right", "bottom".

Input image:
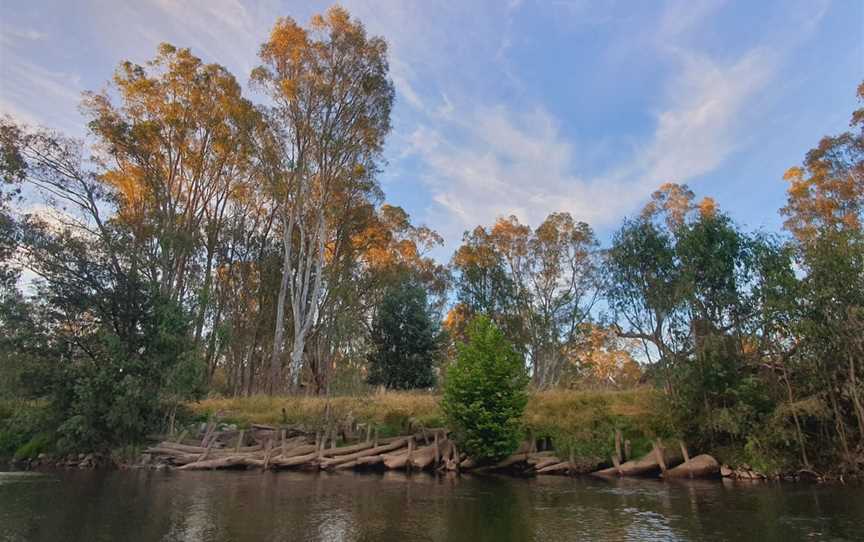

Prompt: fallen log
[
  {"left": 526, "top": 451, "right": 556, "bottom": 463},
  {"left": 322, "top": 441, "right": 374, "bottom": 457},
  {"left": 270, "top": 451, "right": 319, "bottom": 468},
  {"left": 662, "top": 454, "right": 720, "bottom": 479},
  {"left": 319, "top": 438, "right": 409, "bottom": 469},
  {"left": 490, "top": 451, "right": 530, "bottom": 470},
  {"left": 277, "top": 444, "right": 319, "bottom": 459},
  {"left": 533, "top": 457, "right": 562, "bottom": 471},
  {"left": 591, "top": 446, "right": 683, "bottom": 478},
  {"left": 383, "top": 440, "right": 415, "bottom": 470},
  {"left": 410, "top": 439, "right": 449, "bottom": 470},
  {"left": 149, "top": 441, "right": 262, "bottom": 455},
  {"left": 536, "top": 461, "right": 572, "bottom": 474},
  {"left": 354, "top": 455, "right": 385, "bottom": 467},
  {"left": 177, "top": 455, "right": 262, "bottom": 470},
  {"left": 334, "top": 460, "right": 359, "bottom": 470}
]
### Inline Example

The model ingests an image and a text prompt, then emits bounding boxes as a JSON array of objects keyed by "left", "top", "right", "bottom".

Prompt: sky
[{"left": 1, "top": 0, "right": 862, "bottom": 260}]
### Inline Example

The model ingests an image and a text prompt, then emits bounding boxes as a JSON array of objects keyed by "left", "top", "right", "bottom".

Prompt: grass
[
  {"left": 191, "top": 391, "right": 443, "bottom": 437},
  {"left": 524, "top": 388, "right": 674, "bottom": 459},
  {"left": 190, "top": 387, "right": 674, "bottom": 456}
]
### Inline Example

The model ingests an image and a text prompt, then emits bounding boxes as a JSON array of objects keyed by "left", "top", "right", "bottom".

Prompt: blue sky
[{"left": 1, "top": 0, "right": 861, "bottom": 259}]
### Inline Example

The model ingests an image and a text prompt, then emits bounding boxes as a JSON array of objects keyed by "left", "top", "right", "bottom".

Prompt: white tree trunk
[{"left": 269, "top": 225, "right": 291, "bottom": 393}]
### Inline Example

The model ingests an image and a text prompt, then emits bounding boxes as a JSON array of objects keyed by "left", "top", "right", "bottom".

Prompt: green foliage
[
  {"left": 669, "top": 334, "right": 774, "bottom": 448},
  {"left": 524, "top": 388, "right": 674, "bottom": 462},
  {"left": 14, "top": 432, "right": 53, "bottom": 460},
  {"left": 0, "top": 402, "right": 54, "bottom": 458},
  {"left": 367, "top": 279, "right": 439, "bottom": 389},
  {"left": 442, "top": 316, "right": 529, "bottom": 461},
  {"left": 49, "top": 295, "right": 205, "bottom": 452}
]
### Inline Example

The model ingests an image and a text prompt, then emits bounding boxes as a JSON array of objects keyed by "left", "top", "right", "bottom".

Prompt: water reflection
[{"left": 0, "top": 469, "right": 860, "bottom": 542}]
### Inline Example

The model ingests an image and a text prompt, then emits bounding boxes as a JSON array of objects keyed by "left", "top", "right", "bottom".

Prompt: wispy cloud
[
  {"left": 397, "top": 0, "right": 825, "bottom": 250},
  {"left": 0, "top": 0, "right": 842, "bottom": 259},
  {"left": 0, "top": 52, "right": 83, "bottom": 130},
  {"left": 635, "top": 48, "right": 775, "bottom": 186}
]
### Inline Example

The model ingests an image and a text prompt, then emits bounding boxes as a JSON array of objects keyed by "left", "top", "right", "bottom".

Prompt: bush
[
  {"left": 48, "top": 295, "right": 206, "bottom": 452},
  {"left": 442, "top": 316, "right": 529, "bottom": 462},
  {"left": 0, "top": 402, "right": 54, "bottom": 459}
]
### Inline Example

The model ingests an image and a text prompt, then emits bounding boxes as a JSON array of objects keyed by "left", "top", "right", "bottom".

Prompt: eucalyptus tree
[
  {"left": 252, "top": 7, "right": 394, "bottom": 391},
  {"left": 82, "top": 43, "right": 259, "bottom": 336},
  {"left": 451, "top": 212, "right": 601, "bottom": 389}
]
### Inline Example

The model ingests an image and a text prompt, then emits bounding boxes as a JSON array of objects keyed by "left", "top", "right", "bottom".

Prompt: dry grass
[
  {"left": 191, "top": 391, "right": 443, "bottom": 436},
  {"left": 191, "top": 387, "right": 671, "bottom": 451}
]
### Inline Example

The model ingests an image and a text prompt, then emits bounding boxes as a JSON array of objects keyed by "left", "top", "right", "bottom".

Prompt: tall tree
[
  {"left": 367, "top": 278, "right": 438, "bottom": 390},
  {"left": 83, "top": 44, "right": 258, "bottom": 311},
  {"left": 451, "top": 212, "right": 601, "bottom": 388},
  {"left": 252, "top": 6, "right": 395, "bottom": 391},
  {"left": 781, "top": 82, "right": 864, "bottom": 457}
]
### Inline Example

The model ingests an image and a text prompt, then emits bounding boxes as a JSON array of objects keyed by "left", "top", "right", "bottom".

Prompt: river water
[{"left": 0, "top": 469, "right": 861, "bottom": 541}]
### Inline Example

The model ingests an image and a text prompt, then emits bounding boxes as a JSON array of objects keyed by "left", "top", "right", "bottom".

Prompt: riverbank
[
  {"left": 191, "top": 388, "right": 670, "bottom": 459},
  {"left": 4, "top": 389, "right": 856, "bottom": 482}
]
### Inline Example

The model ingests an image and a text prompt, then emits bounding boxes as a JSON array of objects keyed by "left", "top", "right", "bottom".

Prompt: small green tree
[
  {"left": 442, "top": 315, "right": 529, "bottom": 461},
  {"left": 367, "top": 280, "right": 438, "bottom": 389}
]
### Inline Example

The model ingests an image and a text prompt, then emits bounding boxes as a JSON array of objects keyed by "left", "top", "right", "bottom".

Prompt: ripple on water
[{"left": 0, "top": 471, "right": 55, "bottom": 485}]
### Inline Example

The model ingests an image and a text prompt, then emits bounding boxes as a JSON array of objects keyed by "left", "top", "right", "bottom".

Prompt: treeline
[{"left": 0, "top": 7, "right": 862, "bottom": 474}]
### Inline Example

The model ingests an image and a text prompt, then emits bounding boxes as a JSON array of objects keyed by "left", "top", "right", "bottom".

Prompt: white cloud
[
  {"left": 635, "top": 48, "right": 776, "bottom": 187},
  {"left": 0, "top": 27, "right": 47, "bottom": 44},
  {"left": 397, "top": 0, "right": 814, "bottom": 251},
  {"left": 404, "top": 43, "right": 778, "bottom": 248},
  {"left": 0, "top": 53, "right": 83, "bottom": 131},
  {"left": 0, "top": 0, "right": 835, "bottom": 259}
]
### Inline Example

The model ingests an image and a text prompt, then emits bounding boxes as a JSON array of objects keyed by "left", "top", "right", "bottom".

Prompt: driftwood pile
[
  {"left": 146, "top": 424, "right": 463, "bottom": 473},
  {"left": 144, "top": 423, "right": 719, "bottom": 479}
]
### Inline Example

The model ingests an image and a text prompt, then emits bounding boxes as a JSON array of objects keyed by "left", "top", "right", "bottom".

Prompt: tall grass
[{"left": 191, "top": 387, "right": 674, "bottom": 455}]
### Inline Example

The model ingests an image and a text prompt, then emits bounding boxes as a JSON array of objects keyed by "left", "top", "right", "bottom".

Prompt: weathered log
[
  {"left": 533, "top": 457, "right": 562, "bottom": 470},
  {"left": 262, "top": 440, "right": 274, "bottom": 471},
  {"left": 410, "top": 439, "right": 449, "bottom": 470},
  {"left": 322, "top": 441, "right": 374, "bottom": 457},
  {"left": 663, "top": 454, "right": 720, "bottom": 479},
  {"left": 355, "top": 455, "right": 385, "bottom": 467},
  {"left": 383, "top": 452, "right": 408, "bottom": 469},
  {"left": 591, "top": 446, "right": 683, "bottom": 477},
  {"left": 653, "top": 440, "right": 668, "bottom": 475},
  {"left": 319, "top": 438, "right": 409, "bottom": 469},
  {"left": 525, "top": 452, "right": 557, "bottom": 465},
  {"left": 536, "top": 461, "right": 572, "bottom": 474},
  {"left": 277, "top": 444, "right": 319, "bottom": 459},
  {"left": 384, "top": 440, "right": 415, "bottom": 470},
  {"left": 235, "top": 430, "right": 245, "bottom": 453},
  {"left": 334, "top": 459, "right": 359, "bottom": 470},
  {"left": 679, "top": 440, "right": 691, "bottom": 464},
  {"left": 200, "top": 420, "right": 216, "bottom": 447},
  {"left": 270, "top": 451, "right": 319, "bottom": 468},
  {"left": 444, "top": 442, "right": 460, "bottom": 471},
  {"left": 177, "top": 455, "right": 262, "bottom": 470},
  {"left": 150, "top": 441, "right": 262, "bottom": 454},
  {"left": 476, "top": 451, "right": 530, "bottom": 472}
]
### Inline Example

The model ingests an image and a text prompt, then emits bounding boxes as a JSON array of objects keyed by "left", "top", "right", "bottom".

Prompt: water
[{"left": 1, "top": 469, "right": 861, "bottom": 541}]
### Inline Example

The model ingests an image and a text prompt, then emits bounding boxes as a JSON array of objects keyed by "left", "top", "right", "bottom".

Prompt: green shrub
[
  {"left": 442, "top": 316, "right": 529, "bottom": 462},
  {"left": 0, "top": 402, "right": 54, "bottom": 458},
  {"left": 14, "top": 432, "right": 53, "bottom": 460}
]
